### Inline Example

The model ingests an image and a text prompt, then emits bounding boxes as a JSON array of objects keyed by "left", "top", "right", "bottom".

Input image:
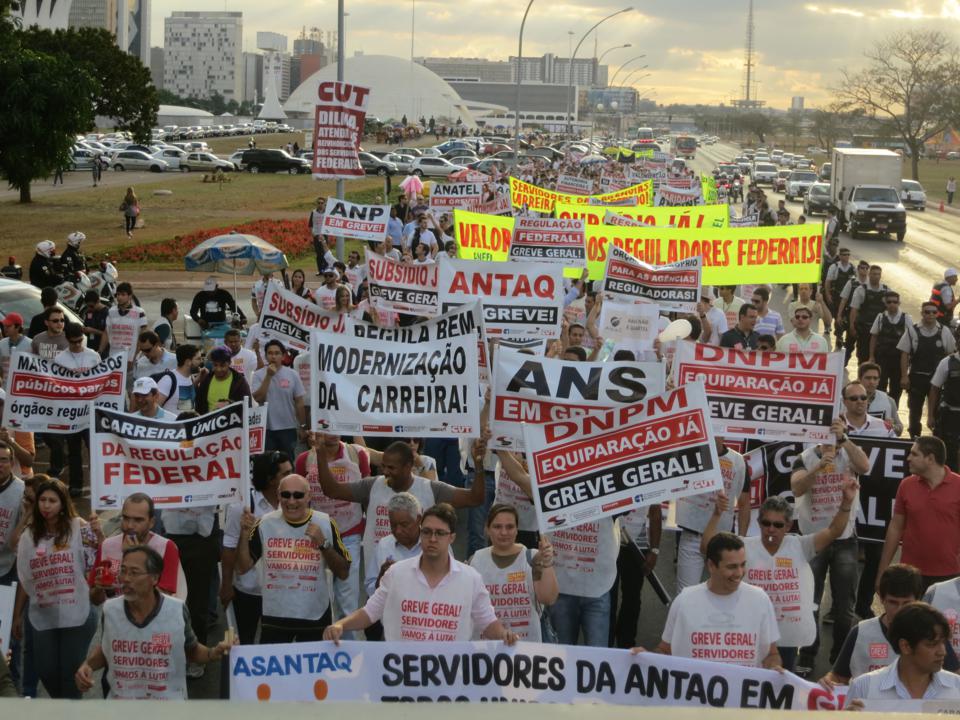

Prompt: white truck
[{"left": 830, "top": 148, "right": 906, "bottom": 242}]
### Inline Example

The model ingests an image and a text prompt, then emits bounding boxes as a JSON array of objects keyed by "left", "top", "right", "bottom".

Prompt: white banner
[
  {"left": 654, "top": 185, "right": 703, "bottom": 207},
  {"left": 364, "top": 247, "right": 440, "bottom": 317},
  {"left": 508, "top": 217, "right": 587, "bottom": 267},
  {"left": 320, "top": 199, "right": 390, "bottom": 242},
  {"left": 523, "top": 384, "right": 720, "bottom": 532},
  {"left": 599, "top": 173, "right": 631, "bottom": 194},
  {"left": 490, "top": 348, "right": 666, "bottom": 451},
  {"left": 430, "top": 182, "right": 483, "bottom": 211},
  {"left": 311, "top": 323, "right": 481, "bottom": 437},
  {"left": 730, "top": 212, "right": 760, "bottom": 228},
  {"left": 91, "top": 403, "right": 250, "bottom": 510},
  {"left": 556, "top": 174, "right": 594, "bottom": 195},
  {"left": 438, "top": 257, "right": 565, "bottom": 339},
  {"left": 228, "top": 639, "right": 847, "bottom": 709},
  {"left": 258, "top": 281, "right": 347, "bottom": 351},
  {"left": 0, "top": 582, "right": 14, "bottom": 655},
  {"left": 599, "top": 301, "right": 660, "bottom": 347},
  {"left": 602, "top": 245, "right": 702, "bottom": 314},
  {"left": 2, "top": 351, "right": 126, "bottom": 433},
  {"left": 671, "top": 343, "right": 844, "bottom": 442}
]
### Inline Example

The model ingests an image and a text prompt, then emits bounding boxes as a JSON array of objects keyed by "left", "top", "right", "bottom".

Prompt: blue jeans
[
  {"left": 32, "top": 607, "right": 97, "bottom": 698},
  {"left": 467, "top": 469, "right": 496, "bottom": 557},
  {"left": 423, "top": 438, "right": 466, "bottom": 487},
  {"left": 549, "top": 592, "right": 611, "bottom": 647},
  {"left": 265, "top": 427, "right": 299, "bottom": 464},
  {"left": 801, "top": 536, "right": 859, "bottom": 664},
  {"left": 779, "top": 646, "right": 798, "bottom": 672}
]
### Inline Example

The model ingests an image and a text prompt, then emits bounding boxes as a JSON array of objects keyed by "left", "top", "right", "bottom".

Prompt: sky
[{"left": 150, "top": 0, "right": 960, "bottom": 108}]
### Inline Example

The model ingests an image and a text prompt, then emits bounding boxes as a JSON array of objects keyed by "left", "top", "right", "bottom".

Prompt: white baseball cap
[
  {"left": 132, "top": 377, "right": 158, "bottom": 395},
  {"left": 323, "top": 268, "right": 340, "bottom": 279},
  {"left": 945, "top": 268, "right": 958, "bottom": 279}
]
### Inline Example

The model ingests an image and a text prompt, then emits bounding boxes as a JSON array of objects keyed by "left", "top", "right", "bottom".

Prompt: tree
[
  {"left": 782, "top": 110, "right": 804, "bottom": 152},
  {"left": 834, "top": 29, "right": 957, "bottom": 179},
  {"left": 733, "top": 112, "right": 775, "bottom": 144}
]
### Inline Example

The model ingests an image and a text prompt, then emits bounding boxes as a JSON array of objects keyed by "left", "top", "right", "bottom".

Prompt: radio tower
[{"left": 735, "top": 0, "right": 763, "bottom": 108}]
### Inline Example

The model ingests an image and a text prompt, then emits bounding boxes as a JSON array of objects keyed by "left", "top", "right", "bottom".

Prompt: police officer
[
  {"left": 824, "top": 248, "right": 855, "bottom": 351},
  {"left": 837, "top": 261, "right": 870, "bottom": 364},
  {"left": 900, "top": 302, "right": 956, "bottom": 439},
  {"left": 849, "top": 265, "right": 889, "bottom": 365},
  {"left": 928, "top": 346, "right": 960, "bottom": 469},
  {"left": 869, "top": 291, "right": 911, "bottom": 405},
  {"left": 931, "top": 268, "right": 959, "bottom": 327}
]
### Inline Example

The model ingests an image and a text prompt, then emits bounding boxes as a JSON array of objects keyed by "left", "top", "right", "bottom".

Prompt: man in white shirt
[
  {"left": 649, "top": 532, "right": 782, "bottom": 668},
  {"left": 696, "top": 288, "right": 728, "bottom": 345},
  {"left": 315, "top": 268, "right": 341, "bottom": 310},
  {"left": 156, "top": 344, "right": 200, "bottom": 414},
  {"left": 776, "top": 306, "right": 828, "bottom": 353},
  {"left": 134, "top": 330, "right": 176, "bottom": 380},
  {"left": 846, "top": 603, "right": 960, "bottom": 708},
  {"left": 323, "top": 503, "right": 516, "bottom": 644},
  {"left": 54, "top": 322, "right": 101, "bottom": 496},
  {"left": 751, "top": 286, "right": 784, "bottom": 339},
  {"left": 250, "top": 271, "right": 274, "bottom": 317},
  {"left": 224, "top": 328, "right": 258, "bottom": 385},
  {"left": 106, "top": 282, "right": 149, "bottom": 373},
  {"left": 857, "top": 362, "right": 902, "bottom": 436}
]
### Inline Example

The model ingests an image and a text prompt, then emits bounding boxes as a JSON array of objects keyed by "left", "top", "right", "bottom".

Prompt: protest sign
[
  {"left": 478, "top": 193, "right": 513, "bottom": 216},
  {"left": 556, "top": 174, "right": 594, "bottom": 195},
  {"left": 248, "top": 403, "right": 267, "bottom": 455},
  {"left": 490, "top": 348, "right": 666, "bottom": 451},
  {"left": 0, "top": 582, "right": 13, "bottom": 655},
  {"left": 364, "top": 248, "right": 440, "bottom": 317},
  {"left": 2, "top": 351, "right": 126, "bottom": 433},
  {"left": 508, "top": 217, "right": 587, "bottom": 267},
  {"left": 311, "top": 81, "right": 368, "bottom": 179},
  {"left": 672, "top": 343, "right": 844, "bottom": 442},
  {"left": 429, "top": 182, "right": 483, "bottom": 211},
  {"left": 229, "top": 639, "right": 846, "bottom": 709},
  {"left": 556, "top": 202, "right": 729, "bottom": 231},
  {"left": 602, "top": 245, "right": 702, "bottom": 313},
  {"left": 599, "top": 173, "right": 631, "bottom": 194},
  {"left": 654, "top": 185, "right": 704, "bottom": 207},
  {"left": 313, "top": 80, "right": 370, "bottom": 180},
  {"left": 438, "top": 257, "right": 564, "bottom": 339},
  {"left": 91, "top": 403, "right": 250, "bottom": 511},
  {"left": 604, "top": 210, "right": 651, "bottom": 227},
  {"left": 258, "top": 281, "right": 346, "bottom": 351},
  {"left": 310, "top": 325, "right": 480, "bottom": 437},
  {"left": 599, "top": 300, "right": 661, "bottom": 348},
  {"left": 523, "top": 383, "right": 720, "bottom": 532},
  {"left": 454, "top": 208, "right": 514, "bottom": 261},
  {"left": 702, "top": 174, "right": 719, "bottom": 204},
  {"left": 320, "top": 199, "right": 390, "bottom": 242},
  {"left": 730, "top": 212, "right": 760, "bottom": 227},
  {"left": 509, "top": 177, "right": 653, "bottom": 213},
  {"left": 853, "top": 437, "right": 910, "bottom": 543},
  {"left": 347, "top": 301, "right": 489, "bottom": 386}
]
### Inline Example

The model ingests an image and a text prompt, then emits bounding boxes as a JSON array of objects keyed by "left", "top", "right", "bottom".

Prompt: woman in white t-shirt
[{"left": 468, "top": 504, "right": 558, "bottom": 642}]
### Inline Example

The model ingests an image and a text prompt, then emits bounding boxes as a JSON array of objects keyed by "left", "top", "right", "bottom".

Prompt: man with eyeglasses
[
  {"left": 849, "top": 265, "right": 890, "bottom": 365},
  {"left": 790, "top": 413, "right": 872, "bottom": 673},
  {"left": 237, "top": 473, "right": 349, "bottom": 643},
  {"left": 75, "top": 545, "right": 235, "bottom": 699},
  {"left": 751, "top": 287, "right": 784, "bottom": 340},
  {"left": 702, "top": 480, "right": 858, "bottom": 671},
  {"left": 868, "top": 291, "right": 911, "bottom": 405},
  {"left": 899, "top": 302, "right": 955, "bottom": 440},
  {"left": 30, "top": 306, "right": 68, "bottom": 361},
  {"left": 133, "top": 330, "right": 176, "bottom": 381},
  {"left": 323, "top": 503, "right": 516, "bottom": 644},
  {"left": 777, "top": 307, "right": 828, "bottom": 353}
]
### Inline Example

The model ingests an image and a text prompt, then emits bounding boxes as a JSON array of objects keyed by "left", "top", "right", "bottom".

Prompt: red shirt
[{"left": 894, "top": 470, "right": 960, "bottom": 576}]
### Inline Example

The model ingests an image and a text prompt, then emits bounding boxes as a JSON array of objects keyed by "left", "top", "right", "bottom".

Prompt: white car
[
  {"left": 420, "top": 147, "right": 443, "bottom": 158},
  {"left": 153, "top": 148, "right": 187, "bottom": 170},
  {"left": 785, "top": 170, "right": 819, "bottom": 200},
  {"left": 901, "top": 179, "right": 927, "bottom": 210},
  {"left": 228, "top": 151, "right": 246, "bottom": 170},
  {"left": 70, "top": 148, "right": 99, "bottom": 170},
  {"left": 752, "top": 162, "right": 778, "bottom": 185},
  {"left": 383, "top": 152, "right": 414, "bottom": 173},
  {"left": 181, "top": 152, "right": 235, "bottom": 172},
  {"left": 410, "top": 157, "right": 465, "bottom": 177},
  {"left": 109, "top": 150, "right": 169, "bottom": 172}
]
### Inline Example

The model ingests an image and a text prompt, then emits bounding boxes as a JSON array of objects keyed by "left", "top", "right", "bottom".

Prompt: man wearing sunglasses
[
  {"left": 237, "top": 473, "right": 349, "bottom": 643},
  {"left": 868, "top": 291, "right": 911, "bottom": 405},
  {"left": 323, "top": 503, "right": 516, "bottom": 645},
  {"left": 703, "top": 480, "right": 859, "bottom": 671},
  {"left": 899, "top": 302, "right": 955, "bottom": 440},
  {"left": 790, "top": 413, "right": 872, "bottom": 674},
  {"left": 848, "top": 265, "right": 890, "bottom": 365}
]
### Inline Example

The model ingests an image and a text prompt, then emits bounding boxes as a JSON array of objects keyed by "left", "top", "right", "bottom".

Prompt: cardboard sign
[
  {"left": 320, "top": 199, "right": 390, "bottom": 242},
  {"left": 91, "top": 403, "right": 250, "bottom": 510},
  {"left": 556, "top": 174, "right": 595, "bottom": 195},
  {"left": 602, "top": 245, "right": 702, "bottom": 313},
  {"left": 430, "top": 182, "right": 483, "bottom": 211},
  {"left": 2, "top": 351, "right": 127, "bottom": 433},
  {"left": 454, "top": 208, "right": 514, "bottom": 262},
  {"left": 364, "top": 248, "right": 440, "bottom": 317},
  {"left": 258, "top": 281, "right": 346, "bottom": 351},
  {"left": 490, "top": 347, "right": 666, "bottom": 451},
  {"left": 599, "top": 300, "right": 661, "bottom": 347},
  {"left": 312, "top": 81, "right": 369, "bottom": 179},
  {"left": 524, "top": 384, "right": 720, "bottom": 532},
  {"left": 509, "top": 177, "right": 653, "bottom": 213},
  {"left": 672, "top": 343, "right": 844, "bottom": 442},
  {"left": 508, "top": 217, "right": 587, "bottom": 267},
  {"left": 438, "top": 257, "right": 564, "bottom": 339}
]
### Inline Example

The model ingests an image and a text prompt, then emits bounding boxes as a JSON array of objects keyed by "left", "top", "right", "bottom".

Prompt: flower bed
[{"left": 111, "top": 219, "right": 312, "bottom": 263}]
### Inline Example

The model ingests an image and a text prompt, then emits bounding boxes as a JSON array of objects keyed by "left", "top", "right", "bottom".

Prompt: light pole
[
  {"left": 565, "top": 7, "right": 633, "bottom": 135},
  {"left": 621, "top": 68, "right": 650, "bottom": 90},
  {"left": 513, "top": 0, "right": 536, "bottom": 156},
  {"left": 335, "top": 0, "right": 345, "bottom": 260},
  {"left": 593, "top": 43, "right": 631, "bottom": 85},
  {"left": 608, "top": 53, "right": 646, "bottom": 90}
]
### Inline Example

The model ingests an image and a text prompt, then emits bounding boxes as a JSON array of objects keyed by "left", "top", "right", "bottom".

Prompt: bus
[
  {"left": 672, "top": 135, "right": 696, "bottom": 159},
  {"left": 636, "top": 127, "right": 655, "bottom": 142}
]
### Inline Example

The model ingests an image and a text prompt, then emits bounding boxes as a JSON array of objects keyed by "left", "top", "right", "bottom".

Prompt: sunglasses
[
  {"left": 759, "top": 519, "right": 786, "bottom": 529},
  {"left": 420, "top": 528, "right": 452, "bottom": 538},
  {"left": 279, "top": 491, "right": 306, "bottom": 500},
  {"left": 845, "top": 394, "right": 868, "bottom": 401}
]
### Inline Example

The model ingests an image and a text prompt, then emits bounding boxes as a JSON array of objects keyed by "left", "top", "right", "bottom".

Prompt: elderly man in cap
[
  {"left": 189, "top": 276, "right": 244, "bottom": 330},
  {"left": 131, "top": 377, "right": 176, "bottom": 421},
  {"left": 931, "top": 268, "right": 959, "bottom": 327}
]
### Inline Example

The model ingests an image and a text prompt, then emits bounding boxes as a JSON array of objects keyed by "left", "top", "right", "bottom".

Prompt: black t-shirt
[{"left": 84, "top": 305, "right": 109, "bottom": 352}]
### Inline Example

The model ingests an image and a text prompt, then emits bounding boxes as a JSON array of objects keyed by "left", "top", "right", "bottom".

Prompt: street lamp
[
  {"left": 335, "top": 0, "right": 346, "bottom": 260},
  {"left": 594, "top": 43, "right": 631, "bottom": 85},
  {"left": 608, "top": 53, "right": 646, "bottom": 90},
  {"left": 621, "top": 68, "right": 650, "bottom": 90},
  {"left": 513, "top": 0, "right": 536, "bottom": 156},
  {"left": 565, "top": 7, "right": 634, "bottom": 134}
]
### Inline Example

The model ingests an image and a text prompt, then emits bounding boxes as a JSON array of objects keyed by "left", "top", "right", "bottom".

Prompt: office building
[
  {"left": 262, "top": 51, "right": 290, "bottom": 102},
  {"left": 150, "top": 46, "right": 164, "bottom": 89},
  {"left": 164, "top": 11, "right": 243, "bottom": 100},
  {"left": 68, "top": 0, "right": 117, "bottom": 34},
  {"left": 256, "top": 31, "right": 287, "bottom": 53},
  {"left": 243, "top": 51, "right": 263, "bottom": 104},
  {"left": 791, "top": 96, "right": 805, "bottom": 111}
]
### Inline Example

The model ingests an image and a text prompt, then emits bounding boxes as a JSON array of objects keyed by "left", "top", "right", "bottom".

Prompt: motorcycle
[{"left": 53, "top": 255, "right": 119, "bottom": 312}]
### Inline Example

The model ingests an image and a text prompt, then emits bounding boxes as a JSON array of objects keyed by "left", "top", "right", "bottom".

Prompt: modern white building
[
  {"left": 68, "top": 0, "right": 117, "bottom": 34},
  {"left": 164, "top": 11, "right": 243, "bottom": 101},
  {"left": 243, "top": 52, "right": 263, "bottom": 104},
  {"left": 13, "top": 0, "right": 71, "bottom": 29}
]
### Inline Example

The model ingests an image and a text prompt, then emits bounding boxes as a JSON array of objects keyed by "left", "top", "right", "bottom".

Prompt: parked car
[
  {"left": 181, "top": 152, "right": 235, "bottom": 173},
  {"left": 382, "top": 152, "right": 414, "bottom": 173},
  {"left": 151, "top": 148, "right": 186, "bottom": 170},
  {"left": 803, "top": 183, "right": 833, "bottom": 216},
  {"left": 110, "top": 150, "right": 168, "bottom": 172},
  {"left": 410, "top": 157, "right": 465, "bottom": 177},
  {"left": 240, "top": 149, "right": 310, "bottom": 174},
  {"left": 468, "top": 159, "right": 507, "bottom": 175},
  {"left": 483, "top": 142, "right": 512, "bottom": 155},
  {"left": 228, "top": 151, "right": 246, "bottom": 170},
  {"left": 0, "top": 279, "right": 82, "bottom": 326},
  {"left": 900, "top": 179, "right": 927, "bottom": 210},
  {"left": 442, "top": 147, "right": 478, "bottom": 161},
  {"left": 70, "top": 148, "right": 99, "bottom": 170},
  {"left": 394, "top": 147, "right": 423, "bottom": 158},
  {"left": 359, "top": 151, "right": 398, "bottom": 176}
]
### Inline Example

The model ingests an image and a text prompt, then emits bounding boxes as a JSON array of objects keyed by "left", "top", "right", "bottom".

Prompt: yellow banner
[
  {"left": 453, "top": 209, "right": 513, "bottom": 261},
  {"left": 583, "top": 223, "right": 824, "bottom": 283},
  {"left": 509, "top": 177, "right": 653, "bottom": 213},
  {"left": 555, "top": 202, "right": 730, "bottom": 231},
  {"left": 602, "top": 146, "right": 654, "bottom": 159}
]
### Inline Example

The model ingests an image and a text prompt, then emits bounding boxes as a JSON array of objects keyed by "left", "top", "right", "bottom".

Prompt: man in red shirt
[{"left": 877, "top": 436, "right": 960, "bottom": 591}]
